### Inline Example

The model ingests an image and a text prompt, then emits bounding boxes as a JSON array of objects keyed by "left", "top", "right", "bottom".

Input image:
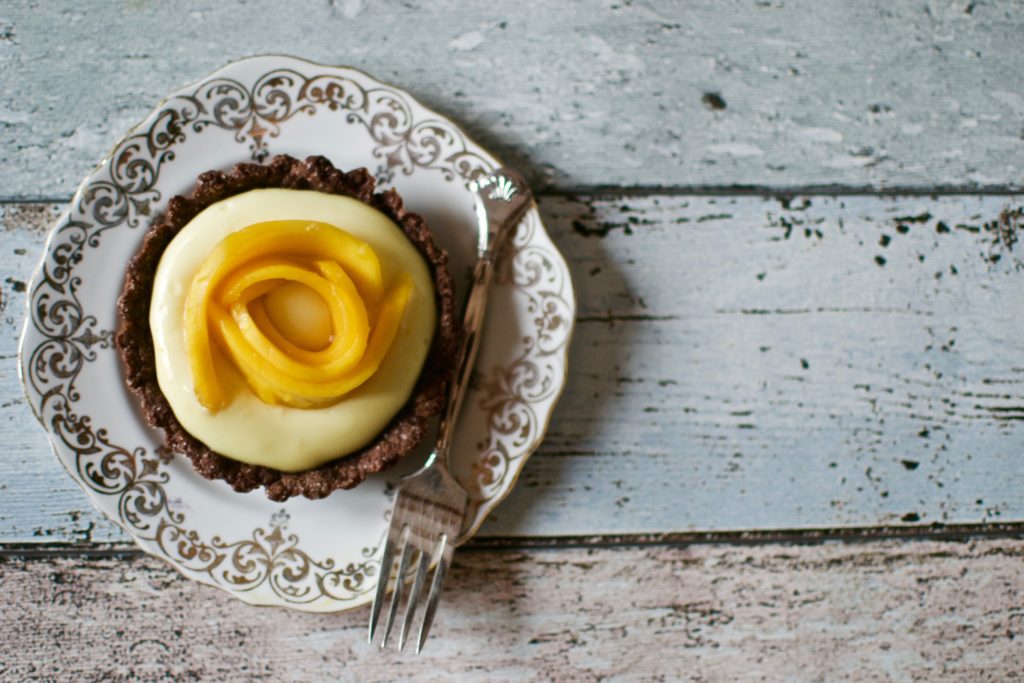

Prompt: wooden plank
[
  {"left": 488, "top": 193, "right": 1024, "bottom": 536},
  {"left": 0, "top": 204, "right": 128, "bottom": 544},
  {"left": 3, "top": 0, "right": 1024, "bottom": 198},
  {"left": 2, "top": 194, "right": 1021, "bottom": 543},
  {"left": 2, "top": 538, "right": 1022, "bottom": 680}
]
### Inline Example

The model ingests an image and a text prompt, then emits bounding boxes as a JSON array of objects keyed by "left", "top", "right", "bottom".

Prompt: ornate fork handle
[{"left": 433, "top": 168, "right": 532, "bottom": 462}]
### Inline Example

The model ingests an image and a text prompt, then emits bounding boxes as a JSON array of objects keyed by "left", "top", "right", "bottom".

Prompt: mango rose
[{"left": 184, "top": 219, "right": 412, "bottom": 411}]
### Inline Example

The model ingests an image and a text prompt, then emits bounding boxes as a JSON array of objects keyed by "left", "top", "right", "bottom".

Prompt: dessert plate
[{"left": 18, "top": 55, "right": 574, "bottom": 611}]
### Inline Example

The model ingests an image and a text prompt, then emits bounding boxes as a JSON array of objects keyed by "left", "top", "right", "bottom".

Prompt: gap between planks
[
  {"left": 3, "top": 522, "right": 1024, "bottom": 558},
  {"left": 4, "top": 186, "right": 1024, "bottom": 207}
]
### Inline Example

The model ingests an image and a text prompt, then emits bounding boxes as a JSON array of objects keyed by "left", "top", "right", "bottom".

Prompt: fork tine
[
  {"left": 416, "top": 533, "right": 454, "bottom": 654},
  {"left": 367, "top": 525, "right": 400, "bottom": 644},
  {"left": 398, "top": 548, "right": 429, "bottom": 651},
  {"left": 380, "top": 525, "right": 413, "bottom": 649}
]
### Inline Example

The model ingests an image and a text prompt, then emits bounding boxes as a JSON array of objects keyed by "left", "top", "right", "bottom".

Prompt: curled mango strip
[{"left": 184, "top": 220, "right": 412, "bottom": 411}]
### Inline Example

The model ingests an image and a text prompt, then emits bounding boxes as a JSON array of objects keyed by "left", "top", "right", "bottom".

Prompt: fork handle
[{"left": 434, "top": 168, "right": 532, "bottom": 461}]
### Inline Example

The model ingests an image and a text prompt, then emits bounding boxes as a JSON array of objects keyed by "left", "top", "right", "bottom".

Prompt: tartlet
[{"left": 116, "top": 154, "right": 459, "bottom": 501}]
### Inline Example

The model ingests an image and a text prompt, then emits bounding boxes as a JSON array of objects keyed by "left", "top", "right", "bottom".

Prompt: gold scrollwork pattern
[
  {"left": 22, "top": 59, "right": 572, "bottom": 605},
  {"left": 462, "top": 211, "right": 573, "bottom": 516}
]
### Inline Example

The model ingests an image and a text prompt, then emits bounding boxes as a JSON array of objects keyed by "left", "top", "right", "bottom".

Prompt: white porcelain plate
[{"left": 19, "top": 56, "right": 574, "bottom": 611}]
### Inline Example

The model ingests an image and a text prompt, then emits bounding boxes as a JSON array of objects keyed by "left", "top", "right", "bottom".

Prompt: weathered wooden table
[{"left": 2, "top": 2, "right": 1022, "bottom": 680}]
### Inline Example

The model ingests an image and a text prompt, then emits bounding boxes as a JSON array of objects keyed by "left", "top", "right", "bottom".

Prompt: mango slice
[
  {"left": 262, "top": 281, "right": 333, "bottom": 351},
  {"left": 183, "top": 220, "right": 412, "bottom": 411}
]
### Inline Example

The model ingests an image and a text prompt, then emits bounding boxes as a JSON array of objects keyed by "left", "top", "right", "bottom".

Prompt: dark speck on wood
[
  {"left": 702, "top": 92, "right": 726, "bottom": 110},
  {"left": 697, "top": 213, "right": 733, "bottom": 223},
  {"left": 777, "top": 197, "right": 812, "bottom": 211},
  {"left": 572, "top": 219, "right": 631, "bottom": 238},
  {"left": 995, "top": 207, "right": 1021, "bottom": 253},
  {"left": 893, "top": 213, "right": 932, "bottom": 224}
]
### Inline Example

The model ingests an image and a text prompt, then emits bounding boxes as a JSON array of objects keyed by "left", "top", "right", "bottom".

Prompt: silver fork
[{"left": 367, "top": 167, "right": 533, "bottom": 653}]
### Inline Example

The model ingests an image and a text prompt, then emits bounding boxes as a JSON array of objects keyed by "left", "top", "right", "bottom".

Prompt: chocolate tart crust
[{"left": 115, "top": 155, "right": 459, "bottom": 501}]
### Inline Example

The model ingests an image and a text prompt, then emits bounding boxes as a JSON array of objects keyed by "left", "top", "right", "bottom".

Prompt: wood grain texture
[
  {"left": 493, "top": 193, "right": 1024, "bottom": 536},
  {"left": 2, "top": 194, "right": 1021, "bottom": 543},
  {"left": 1, "top": 538, "right": 1022, "bottom": 681},
  {"left": 3, "top": 0, "right": 1024, "bottom": 198}
]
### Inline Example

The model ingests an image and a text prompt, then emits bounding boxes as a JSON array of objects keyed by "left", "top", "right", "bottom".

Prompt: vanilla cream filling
[{"left": 149, "top": 189, "right": 436, "bottom": 472}]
